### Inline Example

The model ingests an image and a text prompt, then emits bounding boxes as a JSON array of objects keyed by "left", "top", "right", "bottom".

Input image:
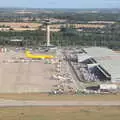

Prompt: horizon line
[{"left": 0, "top": 7, "right": 120, "bottom": 9}]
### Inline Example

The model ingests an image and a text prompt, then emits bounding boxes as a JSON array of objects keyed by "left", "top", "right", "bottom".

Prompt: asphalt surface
[{"left": 0, "top": 99, "right": 120, "bottom": 107}]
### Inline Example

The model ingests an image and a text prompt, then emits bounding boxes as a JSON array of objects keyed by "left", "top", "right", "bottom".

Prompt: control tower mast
[
  {"left": 45, "top": 20, "right": 51, "bottom": 47},
  {"left": 47, "top": 24, "right": 50, "bottom": 46}
]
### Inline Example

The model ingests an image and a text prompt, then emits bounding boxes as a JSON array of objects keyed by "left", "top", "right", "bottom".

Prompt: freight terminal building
[{"left": 77, "top": 47, "right": 120, "bottom": 83}]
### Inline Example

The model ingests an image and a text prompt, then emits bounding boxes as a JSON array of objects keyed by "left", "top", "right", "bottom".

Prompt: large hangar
[{"left": 78, "top": 47, "right": 120, "bottom": 82}]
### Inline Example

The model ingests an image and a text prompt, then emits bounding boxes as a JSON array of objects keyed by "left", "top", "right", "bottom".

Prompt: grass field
[
  {"left": 0, "top": 106, "right": 120, "bottom": 120},
  {"left": 0, "top": 93, "right": 120, "bottom": 101}
]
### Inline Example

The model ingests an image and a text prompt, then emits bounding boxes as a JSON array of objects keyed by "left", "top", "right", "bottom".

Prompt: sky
[{"left": 0, "top": 0, "right": 120, "bottom": 8}]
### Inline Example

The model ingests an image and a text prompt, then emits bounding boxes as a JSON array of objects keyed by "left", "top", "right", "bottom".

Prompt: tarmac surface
[
  {"left": 0, "top": 50, "right": 56, "bottom": 93},
  {"left": 0, "top": 99, "right": 120, "bottom": 107},
  {"left": 0, "top": 49, "right": 78, "bottom": 93}
]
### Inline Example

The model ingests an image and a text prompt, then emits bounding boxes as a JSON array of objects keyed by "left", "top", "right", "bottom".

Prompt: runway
[{"left": 0, "top": 100, "right": 120, "bottom": 107}]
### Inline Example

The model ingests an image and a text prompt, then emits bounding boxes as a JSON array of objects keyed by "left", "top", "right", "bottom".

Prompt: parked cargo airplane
[{"left": 25, "top": 50, "right": 55, "bottom": 59}]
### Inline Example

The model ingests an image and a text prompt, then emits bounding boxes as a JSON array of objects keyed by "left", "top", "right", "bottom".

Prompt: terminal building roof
[{"left": 83, "top": 47, "right": 120, "bottom": 82}]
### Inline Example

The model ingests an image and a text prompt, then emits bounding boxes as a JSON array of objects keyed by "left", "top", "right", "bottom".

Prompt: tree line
[{"left": 0, "top": 23, "right": 120, "bottom": 49}]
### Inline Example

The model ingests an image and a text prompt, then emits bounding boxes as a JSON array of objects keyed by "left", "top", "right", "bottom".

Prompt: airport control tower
[
  {"left": 47, "top": 23, "right": 50, "bottom": 46},
  {"left": 45, "top": 20, "right": 51, "bottom": 47}
]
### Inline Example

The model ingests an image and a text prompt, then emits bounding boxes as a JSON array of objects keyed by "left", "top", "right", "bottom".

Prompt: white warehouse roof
[
  {"left": 10, "top": 39, "right": 23, "bottom": 42},
  {"left": 84, "top": 47, "right": 120, "bottom": 82},
  {"left": 77, "top": 53, "right": 91, "bottom": 62}
]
